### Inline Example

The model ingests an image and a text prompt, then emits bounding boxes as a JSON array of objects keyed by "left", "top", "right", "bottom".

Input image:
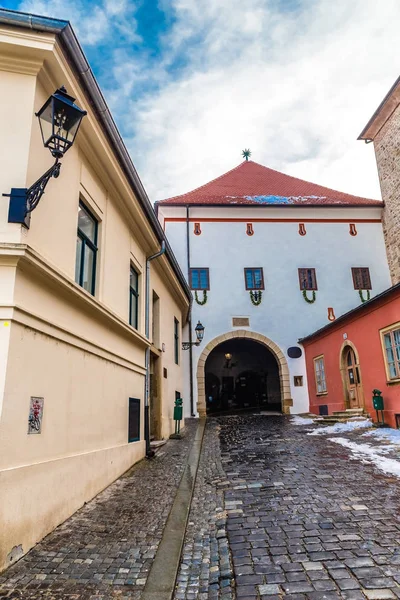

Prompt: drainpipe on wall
[
  {"left": 144, "top": 241, "right": 166, "bottom": 457},
  {"left": 186, "top": 206, "right": 195, "bottom": 417}
]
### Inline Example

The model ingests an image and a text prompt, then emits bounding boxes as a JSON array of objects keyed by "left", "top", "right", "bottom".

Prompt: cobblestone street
[
  {"left": 0, "top": 421, "right": 197, "bottom": 599},
  {"left": 219, "top": 415, "right": 400, "bottom": 600},
  {"left": 2, "top": 415, "right": 400, "bottom": 599}
]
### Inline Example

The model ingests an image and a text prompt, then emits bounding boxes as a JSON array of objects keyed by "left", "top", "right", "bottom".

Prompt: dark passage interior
[{"left": 205, "top": 338, "right": 282, "bottom": 414}]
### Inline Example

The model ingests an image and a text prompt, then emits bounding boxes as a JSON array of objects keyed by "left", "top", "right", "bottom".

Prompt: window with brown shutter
[
  {"left": 189, "top": 268, "right": 210, "bottom": 290},
  {"left": 244, "top": 268, "right": 264, "bottom": 290},
  {"left": 351, "top": 268, "right": 371, "bottom": 290},
  {"left": 298, "top": 268, "right": 317, "bottom": 291}
]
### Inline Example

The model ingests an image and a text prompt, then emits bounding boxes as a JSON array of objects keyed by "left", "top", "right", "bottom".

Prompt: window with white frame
[
  {"left": 314, "top": 355, "right": 327, "bottom": 394},
  {"left": 383, "top": 326, "right": 400, "bottom": 380}
]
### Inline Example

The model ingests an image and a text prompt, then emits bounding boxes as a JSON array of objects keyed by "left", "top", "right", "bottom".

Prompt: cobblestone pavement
[
  {"left": 174, "top": 420, "right": 235, "bottom": 600},
  {"left": 219, "top": 414, "right": 400, "bottom": 600},
  {"left": 0, "top": 420, "right": 197, "bottom": 599},
  {"left": 3, "top": 415, "right": 400, "bottom": 600}
]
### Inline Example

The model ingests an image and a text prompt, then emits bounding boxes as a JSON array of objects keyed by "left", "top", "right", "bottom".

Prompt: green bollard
[
  {"left": 171, "top": 397, "right": 183, "bottom": 438},
  {"left": 372, "top": 389, "right": 387, "bottom": 427}
]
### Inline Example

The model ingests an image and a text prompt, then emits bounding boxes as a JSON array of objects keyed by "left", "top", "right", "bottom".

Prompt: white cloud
[
  {"left": 17, "top": 0, "right": 400, "bottom": 202},
  {"left": 19, "top": 0, "right": 140, "bottom": 45},
  {"left": 118, "top": 0, "right": 400, "bottom": 202}
]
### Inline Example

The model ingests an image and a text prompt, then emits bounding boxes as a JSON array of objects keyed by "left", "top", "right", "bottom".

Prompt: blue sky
[{"left": 2, "top": 0, "right": 400, "bottom": 201}]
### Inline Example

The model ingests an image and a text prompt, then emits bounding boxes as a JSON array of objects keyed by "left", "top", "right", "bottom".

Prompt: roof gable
[
  {"left": 358, "top": 76, "right": 400, "bottom": 141},
  {"left": 157, "top": 160, "right": 382, "bottom": 207}
]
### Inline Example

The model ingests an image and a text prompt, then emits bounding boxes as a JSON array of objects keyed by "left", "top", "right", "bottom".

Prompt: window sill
[
  {"left": 386, "top": 379, "right": 400, "bottom": 386},
  {"left": 316, "top": 392, "right": 328, "bottom": 397}
]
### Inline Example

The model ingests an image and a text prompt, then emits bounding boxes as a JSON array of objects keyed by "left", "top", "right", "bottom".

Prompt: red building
[{"left": 301, "top": 284, "right": 400, "bottom": 428}]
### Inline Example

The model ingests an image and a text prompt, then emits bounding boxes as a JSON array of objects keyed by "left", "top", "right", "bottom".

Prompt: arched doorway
[
  {"left": 197, "top": 330, "right": 292, "bottom": 416},
  {"left": 340, "top": 342, "right": 364, "bottom": 409}
]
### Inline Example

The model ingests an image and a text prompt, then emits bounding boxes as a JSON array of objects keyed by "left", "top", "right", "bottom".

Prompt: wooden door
[{"left": 345, "top": 348, "right": 362, "bottom": 408}]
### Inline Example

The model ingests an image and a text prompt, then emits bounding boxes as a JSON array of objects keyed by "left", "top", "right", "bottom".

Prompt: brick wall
[{"left": 375, "top": 103, "right": 400, "bottom": 284}]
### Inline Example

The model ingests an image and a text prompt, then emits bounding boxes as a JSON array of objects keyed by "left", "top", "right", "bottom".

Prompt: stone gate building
[{"left": 156, "top": 160, "right": 391, "bottom": 417}]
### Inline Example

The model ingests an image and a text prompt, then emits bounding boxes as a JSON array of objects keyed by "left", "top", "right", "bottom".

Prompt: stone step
[
  {"left": 150, "top": 439, "right": 167, "bottom": 453},
  {"left": 315, "top": 409, "right": 371, "bottom": 426},
  {"left": 331, "top": 414, "right": 365, "bottom": 420},
  {"left": 332, "top": 409, "right": 364, "bottom": 416}
]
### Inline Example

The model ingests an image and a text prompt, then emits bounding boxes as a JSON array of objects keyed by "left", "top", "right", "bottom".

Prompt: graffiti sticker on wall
[{"left": 28, "top": 397, "right": 44, "bottom": 434}]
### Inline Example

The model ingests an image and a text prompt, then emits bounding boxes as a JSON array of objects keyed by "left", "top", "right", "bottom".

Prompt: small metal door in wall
[{"left": 128, "top": 398, "right": 140, "bottom": 442}]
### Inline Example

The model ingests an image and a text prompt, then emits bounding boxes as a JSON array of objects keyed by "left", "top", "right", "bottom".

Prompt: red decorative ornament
[
  {"left": 327, "top": 307, "right": 336, "bottom": 321},
  {"left": 194, "top": 222, "right": 201, "bottom": 235},
  {"left": 349, "top": 223, "right": 357, "bottom": 236},
  {"left": 246, "top": 223, "right": 254, "bottom": 236},
  {"left": 298, "top": 223, "right": 306, "bottom": 236}
]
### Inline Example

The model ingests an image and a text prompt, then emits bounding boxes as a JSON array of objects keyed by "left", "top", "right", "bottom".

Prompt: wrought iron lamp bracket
[
  {"left": 4, "top": 158, "right": 62, "bottom": 228},
  {"left": 182, "top": 341, "right": 200, "bottom": 351},
  {"left": 26, "top": 158, "right": 61, "bottom": 214}
]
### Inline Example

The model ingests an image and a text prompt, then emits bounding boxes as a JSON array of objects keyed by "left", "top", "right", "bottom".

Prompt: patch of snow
[
  {"left": 329, "top": 437, "right": 400, "bottom": 478},
  {"left": 308, "top": 419, "right": 373, "bottom": 436},
  {"left": 245, "top": 195, "right": 292, "bottom": 204},
  {"left": 291, "top": 416, "right": 315, "bottom": 425},
  {"left": 362, "top": 428, "right": 400, "bottom": 444},
  {"left": 244, "top": 194, "right": 329, "bottom": 205}
]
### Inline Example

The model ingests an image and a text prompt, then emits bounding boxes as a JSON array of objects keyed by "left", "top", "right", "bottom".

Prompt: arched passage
[{"left": 196, "top": 330, "right": 292, "bottom": 417}]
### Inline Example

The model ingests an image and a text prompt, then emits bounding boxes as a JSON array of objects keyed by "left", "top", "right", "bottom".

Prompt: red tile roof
[{"left": 157, "top": 161, "right": 382, "bottom": 207}]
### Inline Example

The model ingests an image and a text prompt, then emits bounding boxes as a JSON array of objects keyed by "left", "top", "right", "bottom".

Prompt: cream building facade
[{"left": 0, "top": 10, "right": 190, "bottom": 571}]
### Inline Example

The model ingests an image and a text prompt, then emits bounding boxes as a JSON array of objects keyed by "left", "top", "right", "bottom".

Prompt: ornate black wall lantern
[
  {"left": 182, "top": 320, "right": 205, "bottom": 350},
  {"left": 4, "top": 86, "right": 87, "bottom": 228}
]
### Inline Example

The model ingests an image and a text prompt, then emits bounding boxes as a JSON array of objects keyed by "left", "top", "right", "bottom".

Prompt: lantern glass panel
[
  {"left": 50, "top": 98, "right": 81, "bottom": 156},
  {"left": 195, "top": 322, "right": 205, "bottom": 342},
  {"left": 37, "top": 99, "right": 54, "bottom": 147}
]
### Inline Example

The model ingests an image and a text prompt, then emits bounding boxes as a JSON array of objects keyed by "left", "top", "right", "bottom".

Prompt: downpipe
[
  {"left": 144, "top": 241, "right": 166, "bottom": 458},
  {"left": 186, "top": 206, "right": 196, "bottom": 417}
]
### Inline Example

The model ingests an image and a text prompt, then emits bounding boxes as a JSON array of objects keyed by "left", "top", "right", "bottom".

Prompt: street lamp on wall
[
  {"left": 182, "top": 320, "right": 205, "bottom": 350},
  {"left": 4, "top": 86, "right": 87, "bottom": 228},
  {"left": 224, "top": 353, "right": 237, "bottom": 369}
]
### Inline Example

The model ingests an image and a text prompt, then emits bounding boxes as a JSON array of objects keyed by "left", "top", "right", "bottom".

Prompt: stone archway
[{"left": 196, "top": 330, "right": 292, "bottom": 417}]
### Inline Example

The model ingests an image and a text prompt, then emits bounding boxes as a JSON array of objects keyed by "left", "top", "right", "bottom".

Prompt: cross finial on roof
[{"left": 242, "top": 149, "right": 251, "bottom": 161}]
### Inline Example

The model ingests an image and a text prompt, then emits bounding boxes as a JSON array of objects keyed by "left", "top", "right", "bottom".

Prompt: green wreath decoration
[
  {"left": 250, "top": 290, "right": 262, "bottom": 306},
  {"left": 194, "top": 290, "right": 207, "bottom": 305},
  {"left": 302, "top": 289, "right": 316, "bottom": 304},
  {"left": 359, "top": 289, "right": 370, "bottom": 303}
]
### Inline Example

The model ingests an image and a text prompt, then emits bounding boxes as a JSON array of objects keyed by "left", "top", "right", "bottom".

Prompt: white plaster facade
[{"left": 157, "top": 204, "right": 391, "bottom": 416}]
